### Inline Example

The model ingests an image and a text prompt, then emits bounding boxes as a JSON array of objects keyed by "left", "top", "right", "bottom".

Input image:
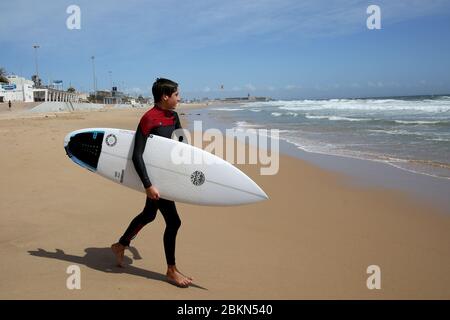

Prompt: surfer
[{"left": 111, "top": 78, "right": 193, "bottom": 288}]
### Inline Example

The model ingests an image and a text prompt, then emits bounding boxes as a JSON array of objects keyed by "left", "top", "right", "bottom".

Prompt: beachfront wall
[
  {"left": 27, "top": 101, "right": 141, "bottom": 113},
  {"left": 27, "top": 102, "right": 140, "bottom": 113},
  {"left": 28, "top": 102, "right": 106, "bottom": 113}
]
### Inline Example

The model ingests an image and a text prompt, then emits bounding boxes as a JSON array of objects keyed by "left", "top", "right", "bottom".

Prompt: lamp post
[
  {"left": 108, "top": 71, "right": 112, "bottom": 90},
  {"left": 91, "top": 56, "right": 96, "bottom": 100},
  {"left": 32, "top": 45, "right": 40, "bottom": 87}
]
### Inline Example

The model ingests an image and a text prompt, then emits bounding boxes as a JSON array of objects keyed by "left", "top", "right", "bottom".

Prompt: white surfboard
[{"left": 63, "top": 128, "right": 268, "bottom": 206}]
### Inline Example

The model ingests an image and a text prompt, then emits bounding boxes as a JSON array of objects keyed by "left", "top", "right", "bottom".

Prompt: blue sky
[{"left": 1, "top": 0, "right": 450, "bottom": 99}]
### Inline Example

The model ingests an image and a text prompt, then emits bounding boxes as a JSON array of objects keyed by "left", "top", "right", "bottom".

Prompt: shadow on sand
[{"left": 28, "top": 247, "right": 207, "bottom": 290}]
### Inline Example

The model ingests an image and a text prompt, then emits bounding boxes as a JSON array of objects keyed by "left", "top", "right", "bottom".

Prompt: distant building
[
  {"left": 102, "top": 87, "right": 124, "bottom": 104},
  {"left": 0, "top": 75, "right": 34, "bottom": 102},
  {"left": 0, "top": 75, "right": 85, "bottom": 103},
  {"left": 77, "top": 92, "right": 89, "bottom": 102},
  {"left": 249, "top": 96, "right": 271, "bottom": 102},
  {"left": 222, "top": 96, "right": 271, "bottom": 102}
]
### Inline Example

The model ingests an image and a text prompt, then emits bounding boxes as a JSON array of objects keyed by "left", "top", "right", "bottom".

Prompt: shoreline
[
  {"left": 185, "top": 107, "right": 450, "bottom": 213},
  {"left": 3, "top": 101, "right": 446, "bottom": 211},
  {"left": 279, "top": 138, "right": 450, "bottom": 213},
  {"left": 203, "top": 97, "right": 450, "bottom": 181},
  {"left": 1, "top": 102, "right": 448, "bottom": 212}
]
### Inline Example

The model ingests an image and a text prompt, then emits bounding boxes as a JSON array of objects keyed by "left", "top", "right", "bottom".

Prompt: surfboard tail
[{"left": 64, "top": 129, "right": 105, "bottom": 172}]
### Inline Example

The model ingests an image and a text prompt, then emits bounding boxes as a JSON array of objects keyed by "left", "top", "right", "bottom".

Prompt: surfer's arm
[{"left": 132, "top": 124, "right": 152, "bottom": 188}]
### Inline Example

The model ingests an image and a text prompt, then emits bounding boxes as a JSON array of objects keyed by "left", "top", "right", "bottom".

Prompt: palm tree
[{"left": 0, "top": 67, "right": 9, "bottom": 83}]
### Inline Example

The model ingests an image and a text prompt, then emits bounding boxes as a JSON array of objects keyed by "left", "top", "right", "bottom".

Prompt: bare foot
[
  {"left": 166, "top": 266, "right": 193, "bottom": 288},
  {"left": 111, "top": 242, "right": 125, "bottom": 267},
  {"left": 176, "top": 268, "right": 193, "bottom": 281}
]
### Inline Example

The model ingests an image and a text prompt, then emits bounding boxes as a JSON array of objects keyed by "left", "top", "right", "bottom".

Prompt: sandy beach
[{"left": 0, "top": 105, "right": 449, "bottom": 299}]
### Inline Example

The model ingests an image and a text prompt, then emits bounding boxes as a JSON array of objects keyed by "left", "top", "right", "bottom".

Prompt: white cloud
[
  {"left": 367, "top": 81, "right": 386, "bottom": 87},
  {"left": 285, "top": 84, "right": 302, "bottom": 90},
  {"left": 245, "top": 83, "right": 256, "bottom": 91}
]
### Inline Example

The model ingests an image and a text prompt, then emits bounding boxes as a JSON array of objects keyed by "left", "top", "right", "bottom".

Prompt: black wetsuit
[{"left": 118, "top": 106, "right": 183, "bottom": 266}]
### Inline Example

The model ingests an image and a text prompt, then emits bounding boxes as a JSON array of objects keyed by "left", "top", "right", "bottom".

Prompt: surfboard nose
[
  {"left": 244, "top": 176, "right": 269, "bottom": 202},
  {"left": 259, "top": 187, "right": 269, "bottom": 200}
]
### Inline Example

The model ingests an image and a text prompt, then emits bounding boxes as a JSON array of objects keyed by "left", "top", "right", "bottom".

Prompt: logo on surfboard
[
  {"left": 190, "top": 171, "right": 205, "bottom": 186},
  {"left": 105, "top": 134, "right": 117, "bottom": 147}
]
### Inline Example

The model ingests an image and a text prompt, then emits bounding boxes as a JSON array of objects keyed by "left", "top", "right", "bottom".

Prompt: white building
[
  {"left": 0, "top": 75, "right": 85, "bottom": 103},
  {"left": 0, "top": 75, "right": 34, "bottom": 102}
]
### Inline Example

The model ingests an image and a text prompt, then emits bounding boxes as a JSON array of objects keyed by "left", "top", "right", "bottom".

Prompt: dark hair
[{"left": 152, "top": 78, "right": 178, "bottom": 103}]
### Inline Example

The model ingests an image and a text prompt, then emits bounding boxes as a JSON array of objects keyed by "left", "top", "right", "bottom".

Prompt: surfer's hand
[{"left": 146, "top": 186, "right": 160, "bottom": 200}]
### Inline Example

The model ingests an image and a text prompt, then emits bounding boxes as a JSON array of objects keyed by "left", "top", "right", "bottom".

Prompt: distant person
[
  {"left": 111, "top": 78, "right": 192, "bottom": 288},
  {"left": 8, "top": 100, "right": 11, "bottom": 111}
]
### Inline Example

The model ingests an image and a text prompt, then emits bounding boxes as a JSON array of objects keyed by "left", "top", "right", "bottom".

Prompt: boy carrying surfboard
[{"left": 111, "top": 78, "right": 193, "bottom": 288}]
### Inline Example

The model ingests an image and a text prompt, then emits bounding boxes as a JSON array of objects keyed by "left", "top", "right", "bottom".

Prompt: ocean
[{"left": 206, "top": 95, "right": 450, "bottom": 179}]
